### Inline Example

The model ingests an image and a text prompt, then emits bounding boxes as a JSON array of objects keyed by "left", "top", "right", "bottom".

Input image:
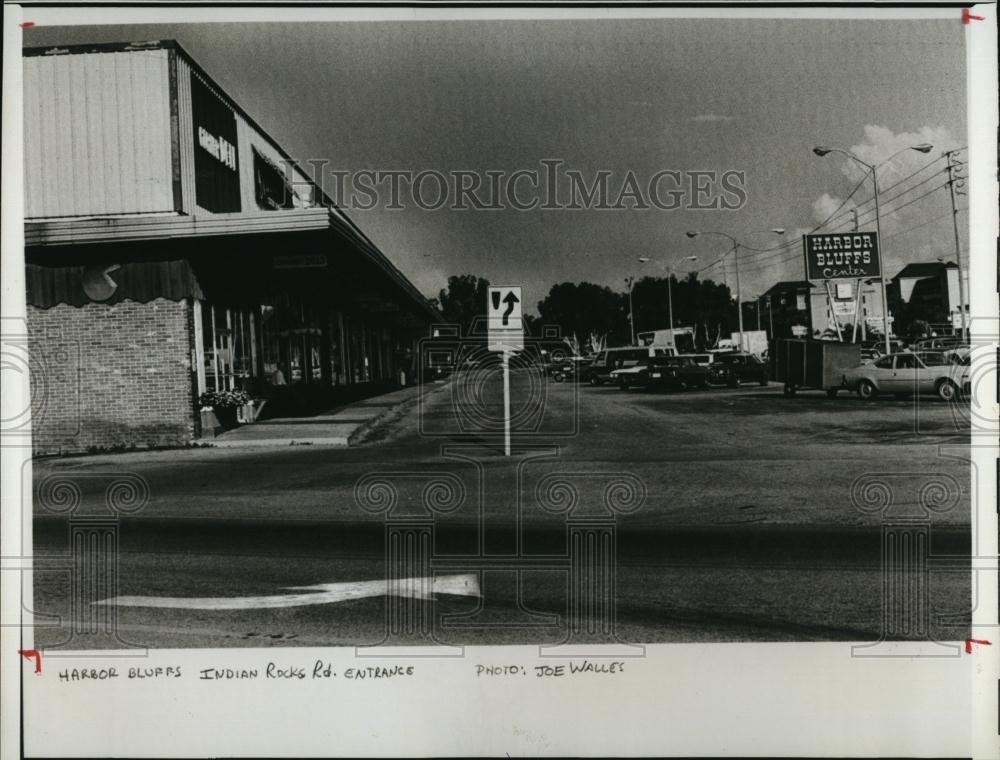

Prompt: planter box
[
  {"left": 199, "top": 400, "right": 262, "bottom": 438},
  {"left": 199, "top": 407, "right": 238, "bottom": 438}
]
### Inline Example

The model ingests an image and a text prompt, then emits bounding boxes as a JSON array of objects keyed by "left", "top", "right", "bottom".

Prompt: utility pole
[
  {"left": 733, "top": 241, "right": 743, "bottom": 351},
  {"left": 625, "top": 276, "right": 636, "bottom": 345},
  {"left": 945, "top": 149, "right": 968, "bottom": 342},
  {"left": 666, "top": 268, "right": 674, "bottom": 332}
]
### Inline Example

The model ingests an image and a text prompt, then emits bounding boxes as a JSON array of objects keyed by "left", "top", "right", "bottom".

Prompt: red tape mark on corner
[
  {"left": 964, "top": 638, "right": 991, "bottom": 653},
  {"left": 18, "top": 649, "right": 42, "bottom": 673},
  {"left": 962, "top": 8, "right": 985, "bottom": 23},
  {"left": 19, "top": 21, "right": 35, "bottom": 28}
]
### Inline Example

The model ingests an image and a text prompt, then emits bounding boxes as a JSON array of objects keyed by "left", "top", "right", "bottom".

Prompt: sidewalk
[{"left": 208, "top": 382, "right": 439, "bottom": 448}]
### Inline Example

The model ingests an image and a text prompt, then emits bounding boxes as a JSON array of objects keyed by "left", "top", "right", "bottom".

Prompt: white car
[{"left": 850, "top": 351, "right": 968, "bottom": 401}]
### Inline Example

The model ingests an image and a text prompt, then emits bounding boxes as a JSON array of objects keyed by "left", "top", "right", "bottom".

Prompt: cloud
[
  {"left": 811, "top": 192, "right": 844, "bottom": 224},
  {"left": 688, "top": 113, "right": 734, "bottom": 123},
  {"left": 846, "top": 124, "right": 958, "bottom": 178},
  {"left": 747, "top": 124, "right": 966, "bottom": 297}
]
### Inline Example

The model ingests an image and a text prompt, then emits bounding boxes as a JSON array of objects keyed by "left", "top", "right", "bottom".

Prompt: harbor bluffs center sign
[{"left": 803, "top": 232, "right": 881, "bottom": 280}]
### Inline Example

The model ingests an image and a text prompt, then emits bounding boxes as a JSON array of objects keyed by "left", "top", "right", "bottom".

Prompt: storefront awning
[{"left": 25, "top": 209, "right": 440, "bottom": 323}]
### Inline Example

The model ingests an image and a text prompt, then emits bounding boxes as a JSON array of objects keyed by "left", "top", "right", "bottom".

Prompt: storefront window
[
  {"left": 257, "top": 293, "right": 326, "bottom": 387},
  {"left": 198, "top": 304, "right": 256, "bottom": 394},
  {"left": 347, "top": 315, "right": 363, "bottom": 384},
  {"left": 260, "top": 305, "right": 281, "bottom": 381}
]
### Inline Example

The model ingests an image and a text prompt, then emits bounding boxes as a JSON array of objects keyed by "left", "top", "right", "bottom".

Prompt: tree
[
  {"left": 437, "top": 274, "right": 490, "bottom": 333},
  {"left": 537, "top": 282, "right": 629, "bottom": 346},
  {"left": 630, "top": 273, "right": 736, "bottom": 349}
]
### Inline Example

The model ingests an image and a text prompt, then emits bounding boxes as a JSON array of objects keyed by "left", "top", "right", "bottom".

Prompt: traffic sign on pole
[
  {"left": 486, "top": 287, "right": 523, "bottom": 456},
  {"left": 487, "top": 286, "right": 524, "bottom": 352}
]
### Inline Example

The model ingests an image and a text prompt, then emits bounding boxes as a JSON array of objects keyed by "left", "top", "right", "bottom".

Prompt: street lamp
[
  {"left": 685, "top": 228, "right": 785, "bottom": 350},
  {"left": 637, "top": 255, "right": 698, "bottom": 333},
  {"left": 812, "top": 143, "right": 934, "bottom": 354},
  {"left": 625, "top": 276, "right": 636, "bottom": 345}
]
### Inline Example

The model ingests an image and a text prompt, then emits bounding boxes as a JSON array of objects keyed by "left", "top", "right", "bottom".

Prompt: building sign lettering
[
  {"left": 191, "top": 73, "right": 241, "bottom": 213},
  {"left": 198, "top": 126, "right": 237, "bottom": 171}
]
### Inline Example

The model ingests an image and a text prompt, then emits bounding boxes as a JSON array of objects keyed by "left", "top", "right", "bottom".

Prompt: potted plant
[{"left": 199, "top": 389, "right": 251, "bottom": 431}]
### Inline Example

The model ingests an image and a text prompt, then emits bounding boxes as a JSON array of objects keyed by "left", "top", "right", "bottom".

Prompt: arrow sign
[
  {"left": 487, "top": 286, "right": 523, "bottom": 352},
  {"left": 93, "top": 574, "right": 480, "bottom": 610},
  {"left": 501, "top": 291, "right": 519, "bottom": 326}
]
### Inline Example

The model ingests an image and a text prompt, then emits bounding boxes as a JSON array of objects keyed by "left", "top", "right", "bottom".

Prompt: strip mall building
[{"left": 23, "top": 40, "right": 439, "bottom": 454}]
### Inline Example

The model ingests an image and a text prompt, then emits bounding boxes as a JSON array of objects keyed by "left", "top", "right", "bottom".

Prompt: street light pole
[
  {"left": 685, "top": 230, "right": 782, "bottom": 352},
  {"left": 637, "top": 256, "right": 697, "bottom": 348},
  {"left": 812, "top": 143, "right": 932, "bottom": 355},
  {"left": 870, "top": 169, "right": 892, "bottom": 356}
]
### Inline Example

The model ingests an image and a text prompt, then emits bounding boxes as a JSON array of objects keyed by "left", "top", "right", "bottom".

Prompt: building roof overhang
[{"left": 25, "top": 210, "right": 440, "bottom": 322}]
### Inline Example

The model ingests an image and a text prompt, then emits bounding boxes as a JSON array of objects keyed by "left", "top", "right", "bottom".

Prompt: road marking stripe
[{"left": 94, "top": 574, "right": 480, "bottom": 610}]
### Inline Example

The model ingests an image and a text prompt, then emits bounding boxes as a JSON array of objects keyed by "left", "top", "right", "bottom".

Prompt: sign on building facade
[{"left": 191, "top": 73, "right": 241, "bottom": 213}]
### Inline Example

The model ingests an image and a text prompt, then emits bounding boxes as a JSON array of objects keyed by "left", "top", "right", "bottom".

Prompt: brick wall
[{"left": 27, "top": 299, "right": 196, "bottom": 454}]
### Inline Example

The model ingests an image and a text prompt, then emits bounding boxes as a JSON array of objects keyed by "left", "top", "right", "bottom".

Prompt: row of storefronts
[{"left": 23, "top": 40, "right": 439, "bottom": 453}]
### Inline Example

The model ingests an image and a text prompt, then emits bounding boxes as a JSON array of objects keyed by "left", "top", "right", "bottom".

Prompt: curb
[
  {"left": 347, "top": 380, "right": 451, "bottom": 445},
  {"left": 211, "top": 436, "right": 350, "bottom": 448}
]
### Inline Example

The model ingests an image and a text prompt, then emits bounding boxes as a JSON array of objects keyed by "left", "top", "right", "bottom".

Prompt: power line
[
  {"left": 827, "top": 178, "right": 950, "bottom": 233},
  {"left": 820, "top": 152, "right": 960, "bottom": 230},
  {"left": 882, "top": 208, "right": 964, "bottom": 242},
  {"left": 693, "top": 148, "right": 968, "bottom": 284},
  {"left": 737, "top": 186, "right": 958, "bottom": 278}
]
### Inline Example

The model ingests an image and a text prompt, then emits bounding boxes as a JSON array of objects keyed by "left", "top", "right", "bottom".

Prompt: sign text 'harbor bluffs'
[{"left": 803, "top": 232, "right": 882, "bottom": 280}]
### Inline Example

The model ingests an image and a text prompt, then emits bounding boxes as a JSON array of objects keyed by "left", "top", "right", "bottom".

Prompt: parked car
[
  {"left": 610, "top": 356, "right": 710, "bottom": 391},
  {"left": 548, "top": 356, "right": 589, "bottom": 383},
  {"left": 678, "top": 353, "right": 714, "bottom": 368},
  {"left": 584, "top": 346, "right": 675, "bottom": 386},
  {"left": 609, "top": 362, "right": 650, "bottom": 390},
  {"left": 645, "top": 356, "right": 711, "bottom": 390},
  {"left": 707, "top": 352, "right": 769, "bottom": 387},
  {"left": 850, "top": 351, "right": 968, "bottom": 401},
  {"left": 909, "top": 336, "right": 964, "bottom": 352}
]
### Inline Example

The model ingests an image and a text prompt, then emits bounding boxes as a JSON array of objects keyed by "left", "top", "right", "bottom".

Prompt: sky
[{"left": 24, "top": 16, "right": 969, "bottom": 314}]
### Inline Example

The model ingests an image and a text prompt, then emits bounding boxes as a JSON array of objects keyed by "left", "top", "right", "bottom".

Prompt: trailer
[{"left": 770, "top": 339, "right": 861, "bottom": 398}]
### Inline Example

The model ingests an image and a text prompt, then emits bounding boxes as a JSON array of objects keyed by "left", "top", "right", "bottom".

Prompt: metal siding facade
[
  {"left": 23, "top": 50, "right": 175, "bottom": 219},
  {"left": 174, "top": 55, "right": 197, "bottom": 214}
]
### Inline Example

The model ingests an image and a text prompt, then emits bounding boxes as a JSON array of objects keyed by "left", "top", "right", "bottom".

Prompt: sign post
[{"left": 487, "top": 286, "right": 523, "bottom": 457}]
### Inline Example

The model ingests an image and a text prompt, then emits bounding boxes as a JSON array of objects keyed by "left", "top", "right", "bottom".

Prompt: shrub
[{"left": 199, "top": 390, "right": 251, "bottom": 410}]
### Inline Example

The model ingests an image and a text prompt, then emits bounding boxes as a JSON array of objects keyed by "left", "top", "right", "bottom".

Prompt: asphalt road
[{"left": 29, "top": 372, "right": 973, "bottom": 648}]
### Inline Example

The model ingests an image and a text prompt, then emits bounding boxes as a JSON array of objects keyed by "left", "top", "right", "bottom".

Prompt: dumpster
[{"left": 771, "top": 339, "right": 861, "bottom": 397}]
